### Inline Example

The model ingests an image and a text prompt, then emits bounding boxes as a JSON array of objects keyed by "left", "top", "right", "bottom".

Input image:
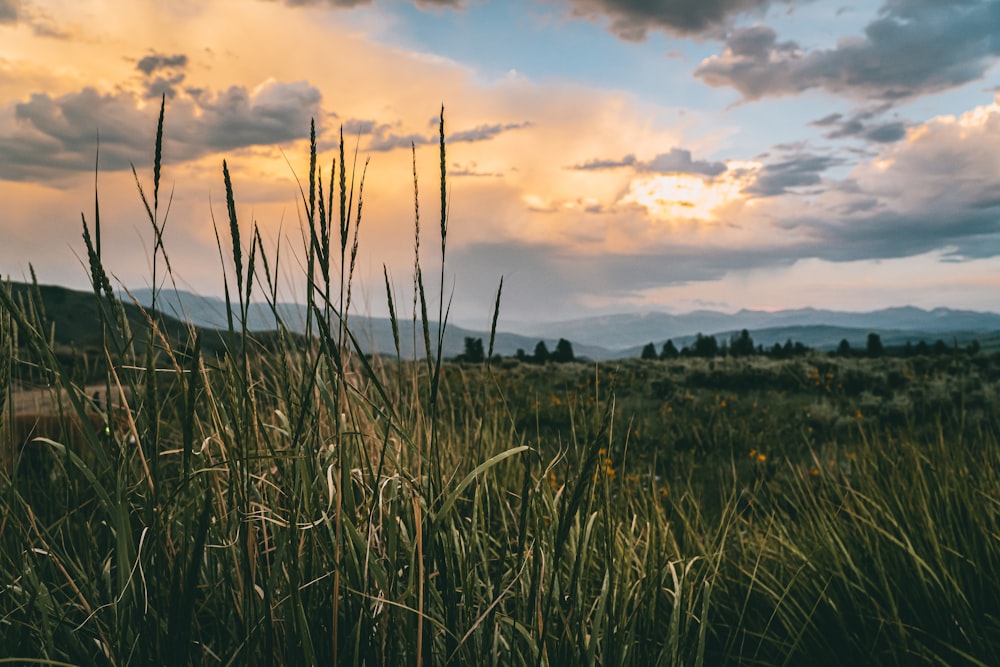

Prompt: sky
[{"left": 1, "top": 0, "right": 1000, "bottom": 326}]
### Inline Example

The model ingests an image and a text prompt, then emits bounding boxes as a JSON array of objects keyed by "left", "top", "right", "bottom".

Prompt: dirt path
[{"left": 7, "top": 384, "right": 132, "bottom": 414}]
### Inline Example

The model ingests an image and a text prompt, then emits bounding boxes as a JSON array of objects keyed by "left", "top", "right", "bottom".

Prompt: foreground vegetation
[{"left": 1, "top": 103, "right": 998, "bottom": 665}]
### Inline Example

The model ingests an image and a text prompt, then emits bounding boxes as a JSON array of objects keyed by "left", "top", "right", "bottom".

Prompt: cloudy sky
[{"left": 2, "top": 0, "right": 1000, "bottom": 325}]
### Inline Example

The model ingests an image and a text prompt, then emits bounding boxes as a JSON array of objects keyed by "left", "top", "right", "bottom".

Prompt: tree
[
  {"left": 692, "top": 333, "right": 719, "bottom": 358},
  {"left": 836, "top": 339, "right": 852, "bottom": 357},
  {"left": 515, "top": 348, "right": 527, "bottom": 362},
  {"left": 640, "top": 342, "right": 658, "bottom": 360},
  {"left": 660, "top": 340, "right": 679, "bottom": 359},
  {"left": 460, "top": 337, "right": 485, "bottom": 363},
  {"left": 552, "top": 338, "right": 576, "bottom": 363},
  {"left": 730, "top": 329, "right": 755, "bottom": 357},
  {"left": 866, "top": 332, "right": 884, "bottom": 358},
  {"left": 533, "top": 340, "right": 550, "bottom": 364}
]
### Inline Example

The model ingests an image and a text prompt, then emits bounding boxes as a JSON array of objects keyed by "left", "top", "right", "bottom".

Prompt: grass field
[{"left": 1, "top": 102, "right": 998, "bottom": 665}]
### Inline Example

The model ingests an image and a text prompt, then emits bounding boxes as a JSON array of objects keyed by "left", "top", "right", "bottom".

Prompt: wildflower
[
  {"left": 756, "top": 453, "right": 767, "bottom": 463},
  {"left": 808, "top": 467, "right": 820, "bottom": 477},
  {"left": 548, "top": 470, "right": 559, "bottom": 490},
  {"left": 551, "top": 395, "right": 562, "bottom": 406},
  {"left": 855, "top": 409, "right": 863, "bottom": 420},
  {"left": 719, "top": 399, "right": 727, "bottom": 408}
]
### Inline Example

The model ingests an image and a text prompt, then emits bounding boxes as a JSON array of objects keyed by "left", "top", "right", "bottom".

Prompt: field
[{"left": 2, "top": 104, "right": 999, "bottom": 665}]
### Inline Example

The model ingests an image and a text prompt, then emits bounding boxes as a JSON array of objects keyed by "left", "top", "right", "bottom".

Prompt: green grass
[{"left": 1, "top": 100, "right": 998, "bottom": 665}]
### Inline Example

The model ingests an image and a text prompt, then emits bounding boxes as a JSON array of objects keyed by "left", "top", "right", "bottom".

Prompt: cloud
[
  {"left": 359, "top": 119, "right": 530, "bottom": 152},
  {"left": 0, "top": 0, "right": 70, "bottom": 37},
  {"left": 695, "top": 1, "right": 1000, "bottom": 101},
  {"left": 448, "top": 240, "right": 797, "bottom": 320},
  {"left": 862, "top": 121, "right": 907, "bottom": 143},
  {"left": 449, "top": 161, "right": 501, "bottom": 178},
  {"left": 448, "top": 121, "right": 532, "bottom": 143},
  {"left": 134, "top": 53, "right": 189, "bottom": 99},
  {"left": 136, "top": 53, "right": 188, "bottom": 76},
  {"left": 184, "top": 80, "right": 322, "bottom": 150},
  {"left": 810, "top": 107, "right": 909, "bottom": 143},
  {"left": 643, "top": 148, "right": 727, "bottom": 176},
  {"left": 564, "top": 0, "right": 790, "bottom": 40},
  {"left": 571, "top": 148, "right": 726, "bottom": 176},
  {"left": 571, "top": 154, "right": 638, "bottom": 170},
  {"left": 744, "top": 152, "right": 841, "bottom": 196},
  {"left": 0, "top": 79, "right": 323, "bottom": 181},
  {"left": 0, "top": 0, "right": 18, "bottom": 23}
]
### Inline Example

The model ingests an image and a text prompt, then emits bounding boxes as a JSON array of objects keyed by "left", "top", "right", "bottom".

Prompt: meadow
[{"left": 1, "top": 102, "right": 998, "bottom": 665}]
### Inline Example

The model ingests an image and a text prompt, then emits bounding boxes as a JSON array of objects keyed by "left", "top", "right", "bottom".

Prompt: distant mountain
[
  {"left": 517, "top": 307, "right": 1000, "bottom": 351},
  {"left": 5, "top": 282, "right": 231, "bottom": 358},
  {"left": 17, "top": 283, "right": 999, "bottom": 361},
  {"left": 126, "top": 287, "right": 618, "bottom": 360}
]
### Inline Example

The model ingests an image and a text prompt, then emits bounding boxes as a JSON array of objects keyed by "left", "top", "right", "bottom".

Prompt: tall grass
[{"left": 1, "top": 101, "right": 998, "bottom": 665}]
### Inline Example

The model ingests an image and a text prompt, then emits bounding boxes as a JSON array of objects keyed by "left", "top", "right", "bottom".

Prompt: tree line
[
  {"left": 455, "top": 337, "right": 577, "bottom": 364},
  {"left": 455, "top": 330, "right": 985, "bottom": 364},
  {"left": 640, "top": 330, "right": 984, "bottom": 360}
]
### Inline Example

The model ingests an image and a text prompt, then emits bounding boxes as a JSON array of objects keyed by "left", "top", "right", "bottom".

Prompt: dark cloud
[
  {"left": 744, "top": 153, "right": 841, "bottom": 196},
  {"left": 695, "top": 1, "right": 1000, "bottom": 101},
  {"left": 448, "top": 121, "right": 532, "bottom": 143},
  {"left": 360, "top": 120, "right": 529, "bottom": 152},
  {"left": 179, "top": 81, "right": 322, "bottom": 150},
  {"left": 448, "top": 240, "right": 798, "bottom": 320},
  {"left": 565, "top": 0, "right": 791, "bottom": 40},
  {"left": 367, "top": 132, "right": 435, "bottom": 152},
  {"left": 0, "top": 0, "right": 16, "bottom": 22},
  {"left": 814, "top": 202, "right": 1000, "bottom": 262},
  {"left": 449, "top": 161, "right": 501, "bottom": 178},
  {"left": 863, "top": 121, "right": 907, "bottom": 142},
  {"left": 341, "top": 118, "right": 390, "bottom": 136},
  {"left": 135, "top": 53, "right": 189, "bottom": 99},
  {"left": 571, "top": 154, "right": 638, "bottom": 170},
  {"left": 0, "top": 0, "right": 70, "bottom": 37},
  {"left": 144, "top": 74, "right": 187, "bottom": 100},
  {"left": 810, "top": 107, "right": 908, "bottom": 143},
  {"left": 0, "top": 80, "right": 322, "bottom": 181},
  {"left": 811, "top": 113, "right": 842, "bottom": 127},
  {"left": 571, "top": 148, "right": 726, "bottom": 176},
  {"left": 451, "top": 193, "right": 1000, "bottom": 319},
  {"left": 136, "top": 53, "right": 188, "bottom": 76},
  {"left": 643, "top": 148, "right": 727, "bottom": 176}
]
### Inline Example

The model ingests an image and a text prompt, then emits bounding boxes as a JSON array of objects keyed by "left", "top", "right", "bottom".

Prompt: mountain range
[{"left": 126, "top": 287, "right": 1000, "bottom": 360}]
